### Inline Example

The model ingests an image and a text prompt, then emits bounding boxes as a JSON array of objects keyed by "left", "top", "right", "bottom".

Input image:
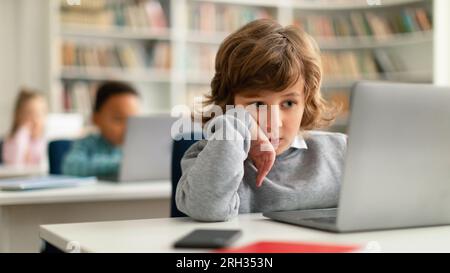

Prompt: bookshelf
[
  {"left": 49, "top": 0, "right": 174, "bottom": 121},
  {"left": 48, "top": 0, "right": 434, "bottom": 132}
]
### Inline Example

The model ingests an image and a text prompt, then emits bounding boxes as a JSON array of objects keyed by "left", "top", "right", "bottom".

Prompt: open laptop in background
[
  {"left": 264, "top": 81, "right": 450, "bottom": 233},
  {"left": 0, "top": 115, "right": 178, "bottom": 189},
  {"left": 102, "top": 114, "right": 178, "bottom": 182}
]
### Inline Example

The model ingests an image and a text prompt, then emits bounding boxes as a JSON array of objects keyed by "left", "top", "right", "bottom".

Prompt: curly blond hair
[{"left": 201, "top": 19, "right": 339, "bottom": 130}]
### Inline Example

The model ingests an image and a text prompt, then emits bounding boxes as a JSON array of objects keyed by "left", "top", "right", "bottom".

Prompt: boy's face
[
  {"left": 93, "top": 94, "right": 140, "bottom": 146},
  {"left": 234, "top": 80, "right": 305, "bottom": 155}
]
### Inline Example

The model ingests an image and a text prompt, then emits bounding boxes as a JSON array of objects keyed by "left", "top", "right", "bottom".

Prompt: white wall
[
  {"left": 434, "top": 0, "right": 450, "bottom": 86},
  {"left": 16, "top": 0, "right": 50, "bottom": 92},
  {"left": 0, "top": 0, "right": 19, "bottom": 136},
  {"left": 0, "top": 0, "right": 50, "bottom": 136}
]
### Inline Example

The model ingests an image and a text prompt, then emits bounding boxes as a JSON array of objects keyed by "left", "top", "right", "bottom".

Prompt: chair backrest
[
  {"left": 48, "top": 140, "right": 73, "bottom": 175},
  {"left": 170, "top": 132, "right": 203, "bottom": 217}
]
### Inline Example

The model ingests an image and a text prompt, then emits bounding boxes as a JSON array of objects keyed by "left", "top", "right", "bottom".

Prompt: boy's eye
[{"left": 281, "top": 100, "right": 297, "bottom": 108}]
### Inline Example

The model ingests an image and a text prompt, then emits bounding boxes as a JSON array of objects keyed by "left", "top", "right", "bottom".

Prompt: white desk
[
  {"left": 0, "top": 180, "right": 171, "bottom": 253},
  {"left": 40, "top": 213, "right": 450, "bottom": 253},
  {"left": 0, "top": 165, "right": 46, "bottom": 179}
]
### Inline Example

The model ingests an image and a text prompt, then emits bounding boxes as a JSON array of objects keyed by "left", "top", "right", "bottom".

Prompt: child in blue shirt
[{"left": 62, "top": 81, "right": 140, "bottom": 177}]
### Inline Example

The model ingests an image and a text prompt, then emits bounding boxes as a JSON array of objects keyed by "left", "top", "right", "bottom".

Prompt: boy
[
  {"left": 62, "top": 81, "right": 140, "bottom": 177},
  {"left": 176, "top": 19, "right": 346, "bottom": 222}
]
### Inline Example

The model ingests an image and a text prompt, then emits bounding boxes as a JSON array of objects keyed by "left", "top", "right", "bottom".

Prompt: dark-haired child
[{"left": 62, "top": 81, "right": 140, "bottom": 177}]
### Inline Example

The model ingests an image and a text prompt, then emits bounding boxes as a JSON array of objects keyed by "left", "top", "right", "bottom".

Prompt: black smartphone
[{"left": 173, "top": 229, "right": 242, "bottom": 249}]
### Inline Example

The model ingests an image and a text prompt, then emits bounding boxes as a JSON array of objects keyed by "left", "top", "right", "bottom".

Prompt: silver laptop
[
  {"left": 112, "top": 115, "right": 177, "bottom": 182},
  {"left": 264, "top": 81, "right": 450, "bottom": 232}
]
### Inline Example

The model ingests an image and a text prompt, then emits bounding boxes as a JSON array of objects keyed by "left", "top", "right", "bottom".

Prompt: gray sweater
[{"left": 175, "top": 110, "right": 347, "bottom": 222}]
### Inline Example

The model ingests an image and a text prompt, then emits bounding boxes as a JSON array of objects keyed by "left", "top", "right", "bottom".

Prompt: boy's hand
[{"left": 247, "top": 113, "right": 276, "bottom": 188}]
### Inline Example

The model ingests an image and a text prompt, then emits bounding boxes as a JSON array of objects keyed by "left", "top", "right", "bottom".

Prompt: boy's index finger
[{"left": 256, "top": 156, "right": 272, "bottom": 188}]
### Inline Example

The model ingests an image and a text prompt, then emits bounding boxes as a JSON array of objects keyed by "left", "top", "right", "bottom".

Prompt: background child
[
  {"left": 2, "top": 89, "right": 47, "bottom": 167},
  {"left": 62, "top": 81, "right": 140, "bottom": 178},
  {"left": 176, "top": 19, "right": 346, "bottom": 222}
]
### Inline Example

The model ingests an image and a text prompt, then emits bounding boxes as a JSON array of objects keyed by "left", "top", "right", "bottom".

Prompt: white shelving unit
[
  {"left": 434, "top": 0, "right": 450, "bottom": 85},
  {"left": 48, "top": 0, "right": 434, "bottom": 131},
  {"left": 48, "top": 0, "right": 175, "bottom": 116},
  {"left": 290, "top": 0, "right": 427, "bottom": 10}
]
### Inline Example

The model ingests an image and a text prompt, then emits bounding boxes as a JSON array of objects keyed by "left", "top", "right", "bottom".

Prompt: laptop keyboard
[{"left": 302, "top": 217, "right": 337, "bottom": 224}]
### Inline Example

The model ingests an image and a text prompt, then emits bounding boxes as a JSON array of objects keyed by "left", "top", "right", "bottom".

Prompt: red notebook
[{"left": 214, "top": 241, "right": 361, "bottom": 253}]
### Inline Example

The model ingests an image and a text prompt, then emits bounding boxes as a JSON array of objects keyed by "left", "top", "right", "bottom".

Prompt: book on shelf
[
  {"left": 415, "top": 7, "right": 432, "bottom": 31},
  {"left": 294, "top": 7, "right": 432, "bottom": 39},
  {"left": 61, "top": 41, "right": 171, "bottom": 71},
  {"left": 60, "top": 0, "right": 168, "bottom": 30},
  {"left": 150, "top": 42, "right": 172, "bottom": 70},
  {"left": 62, "top": 81, "right": 96, "bottom": 118},
  {"left": 188, "top": 2, "right": 274, "bottom": 33},
  {"left": 373, "top": 49, "right": 406, "bottom": 73},
  {"left": 321, "top": 50, "right": 408, "bottom": 81}
]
